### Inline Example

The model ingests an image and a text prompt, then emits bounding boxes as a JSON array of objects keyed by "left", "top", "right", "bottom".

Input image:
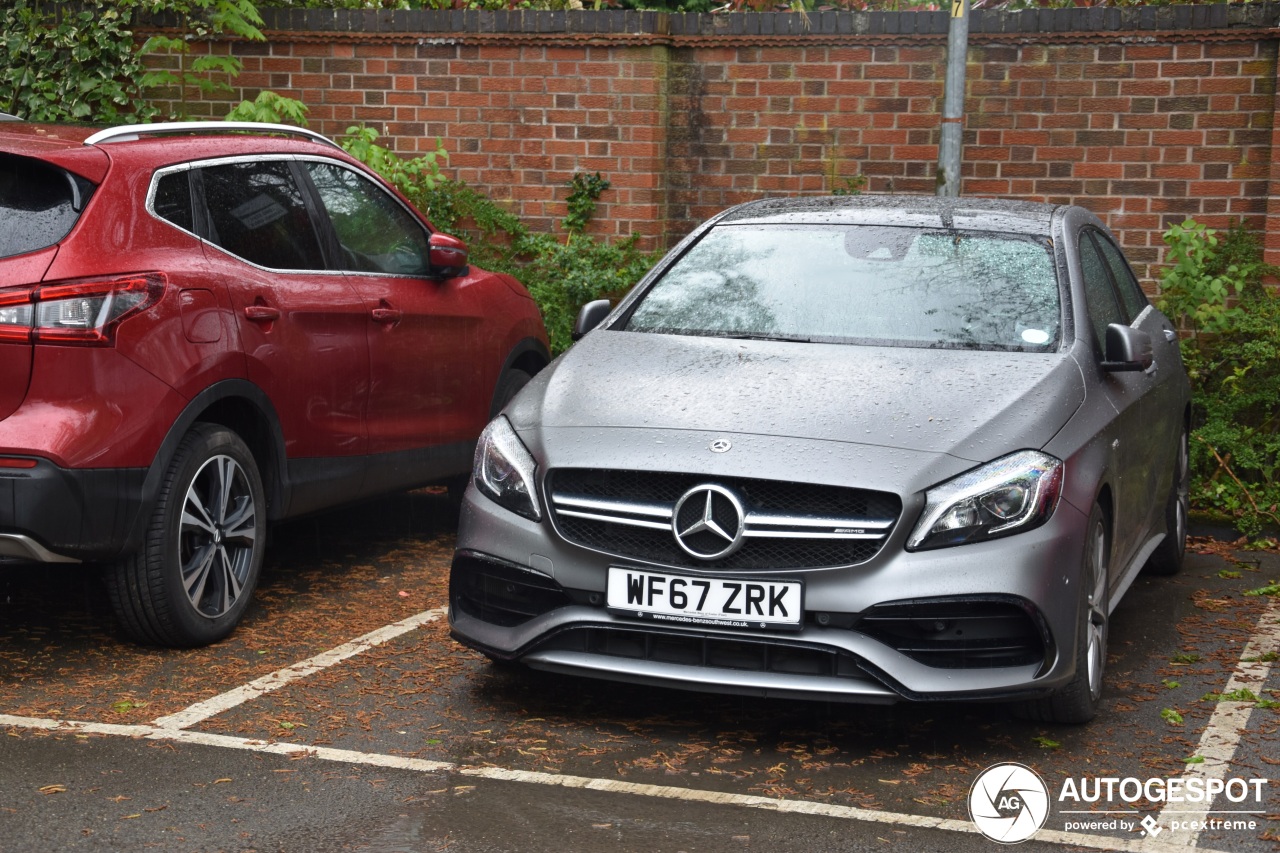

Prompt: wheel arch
[
  {"left": 1093, "top": 483, "right": 1114, "bottom": 536},
  {"left": 490, "top": 336, "right": 551, "bottom": 414},
  {"left": 127, "top": 380, "right": 289, "bottom": 552},
  {"left": 501, "top": 336, "right": 551, "bottom": 377}
]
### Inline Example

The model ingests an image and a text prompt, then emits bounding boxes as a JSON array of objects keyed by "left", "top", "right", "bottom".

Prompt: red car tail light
[
  {"left": 0, "top": 273, "right": 166, "bottom": 346},
  {"left": 0, "top": 289, "right": 34, "bottom": 343}
]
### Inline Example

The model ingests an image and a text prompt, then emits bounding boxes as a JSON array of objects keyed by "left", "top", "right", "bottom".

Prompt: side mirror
[
  {"left": 1101, "top": 323, "right": 1153, "bottom": 372},
  {"left": 572, "top": 299, "right": 613, "bottom": 341},
  {"left": 427, "top": 233, "right": 469, "bottom": 279}
]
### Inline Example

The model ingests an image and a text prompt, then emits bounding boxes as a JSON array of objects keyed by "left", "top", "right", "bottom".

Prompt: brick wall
[{"left": 144, "top": 3, "right": 1280, "bottom": 290}]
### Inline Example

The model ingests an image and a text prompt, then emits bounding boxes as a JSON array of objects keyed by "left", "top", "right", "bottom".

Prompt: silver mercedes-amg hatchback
[{"left": 448, "top": 195, "right": 1191, "bottom": 723}]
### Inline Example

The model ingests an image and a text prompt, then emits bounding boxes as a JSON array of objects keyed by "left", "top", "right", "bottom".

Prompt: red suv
[{"left": 0, "top": 120, "right": 549, "bottom": 647}]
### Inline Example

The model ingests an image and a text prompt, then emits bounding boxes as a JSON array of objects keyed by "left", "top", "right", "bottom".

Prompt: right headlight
[
  {"left": 473, "top": 416, "right": 541, "bottom": 521},
  {"left": 907, "top": 450, "right": 1063, "bottom": 551}
]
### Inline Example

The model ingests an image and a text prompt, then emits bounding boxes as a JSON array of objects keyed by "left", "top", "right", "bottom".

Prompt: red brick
[
  {"left": 162, "top": 28, "right": 1276, "bottom": 275},
  {"left": 1125, "top": 45, "right": 1175, "bottom": 61}
]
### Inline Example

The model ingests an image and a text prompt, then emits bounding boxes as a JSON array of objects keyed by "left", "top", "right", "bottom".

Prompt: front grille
[
  {"left": 535, "top": 625, "right": 876, "bottom": 682},
  {"left": 856, "top": 597, "right": 1048, "bottom": 669},
  {"left": 548, "top": 468, "right": 901, "bottom": 571}
]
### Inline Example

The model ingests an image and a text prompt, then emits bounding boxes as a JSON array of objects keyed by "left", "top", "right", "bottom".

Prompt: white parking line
[
  {"left": 4, "top": 598, "right": 1275, "bottom": 852},
  {"left": 0, "top": 713, "right": 1238, "bottom": 853},
  {"left": 150, "top": 607, "right": 447, "bottom": 730},
  {"left": 1146, "top": 596, "right": 1280, "bottom": 850}
]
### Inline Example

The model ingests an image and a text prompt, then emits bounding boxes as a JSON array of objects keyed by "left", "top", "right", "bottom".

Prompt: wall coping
[{"left": 138, "top": 1, "right": 1280, "bottom": 43}]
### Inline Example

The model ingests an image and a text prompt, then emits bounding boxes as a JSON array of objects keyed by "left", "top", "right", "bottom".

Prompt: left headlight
[
  {"left": 907, "top": 450, "right": 1063, "bottom": 551},
  {"left": 473, "top": 416, "right": 542, "bottom": 521}
]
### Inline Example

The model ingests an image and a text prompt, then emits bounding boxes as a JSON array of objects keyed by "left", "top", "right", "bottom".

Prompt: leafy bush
[
  {"left": 420, "top": 175, "right": 653, "bottom": 353},
  {"left": 1158, "top": 219, "right": 1280, "bottom": 536},
  {"left": 342, "top": 128, "right": 654, "bottom": 354},
  {"left": 340, "top": 126, "right": 449, "bottom": 196},
  {"left": 0, "top": 0, "right": 157, "bottom": 122},
  {"left": 1, "top": 0, "right": 284, "bottom": 123}
]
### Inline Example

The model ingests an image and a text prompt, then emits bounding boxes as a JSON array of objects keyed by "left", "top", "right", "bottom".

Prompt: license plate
[{"left": 606, "top": 567, "right": 803, "bottom": 630}]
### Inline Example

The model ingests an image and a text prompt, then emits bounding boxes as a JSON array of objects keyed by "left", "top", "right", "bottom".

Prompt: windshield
[{"left": 624, "top": 224, "right": 1061, "bottom": 352}]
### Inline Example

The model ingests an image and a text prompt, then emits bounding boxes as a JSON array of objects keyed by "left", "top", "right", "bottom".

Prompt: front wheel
[
  {"left": 1018, "top": 503, "right": 1110, "bottom": 724},
  {"left": 107, "top": 424, "right": 265, "bottom": 647}
]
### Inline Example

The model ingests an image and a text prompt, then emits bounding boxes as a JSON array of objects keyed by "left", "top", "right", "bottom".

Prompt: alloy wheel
[
  {"left": 1085, "top": 515, "right": 1109, "bottom": 702},
  {"left": 179, "top": 454, "right": 259, "bottom": 619}
]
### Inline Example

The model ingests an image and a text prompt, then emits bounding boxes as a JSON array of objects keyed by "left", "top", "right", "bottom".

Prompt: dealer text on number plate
[{"left": 606, "top": 567, "right": 803, "bottom": 629}]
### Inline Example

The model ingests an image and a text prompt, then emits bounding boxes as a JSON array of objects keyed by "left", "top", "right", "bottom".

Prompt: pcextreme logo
[{"left": 968, "top": 763, "right": 1051, "bottom": 844}]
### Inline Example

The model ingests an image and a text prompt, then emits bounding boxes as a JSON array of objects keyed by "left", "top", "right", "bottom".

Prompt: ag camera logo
[{"left": 969, "top": 763, "right": 1050, "bottom": 844}]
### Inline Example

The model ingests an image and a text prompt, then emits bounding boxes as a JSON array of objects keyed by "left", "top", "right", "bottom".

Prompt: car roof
[
  {"left": 717, "top": 194, "right": 1061, "bottom": 236},
  {"left": 0, "top": 122, "right": 110, "bottom": 182},
  {"left": 0, "top": 121, "right": 347, "bottom": 183}
]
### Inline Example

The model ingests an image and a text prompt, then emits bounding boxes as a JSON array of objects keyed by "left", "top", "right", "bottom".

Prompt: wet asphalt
[{"left": 1, "top": 491, "right": 1277, "bottom": 852}]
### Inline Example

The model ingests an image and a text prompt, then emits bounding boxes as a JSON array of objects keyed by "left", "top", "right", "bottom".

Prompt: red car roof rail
[{"left": 83, "top": 121, "right": 342, "bottom": 150}]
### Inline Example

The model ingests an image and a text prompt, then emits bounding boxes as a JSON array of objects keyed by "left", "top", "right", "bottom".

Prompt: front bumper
[{"left": 450, "top": 476, "right": 1092, "bottom": 705}]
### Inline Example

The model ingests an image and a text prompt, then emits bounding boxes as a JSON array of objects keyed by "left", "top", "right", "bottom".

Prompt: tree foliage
[
  {"left": 140, "top": 0, "right": 267, "bottom": 119},
  {"left": 225, "top": 89, "right": 311, "bottom": 124}
]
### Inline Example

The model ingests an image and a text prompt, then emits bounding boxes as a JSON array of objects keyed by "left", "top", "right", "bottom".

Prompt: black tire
[
  {"left": 1145, "top": 426, "right": 1188, "bottom": 576},
  {"left": 489, "top": 367, "right": 534, "bottom": 418},
  {"left": 107, "top": 424, "right": 265, "bottom": 647},
  {"left": 1018, "top": 503, "right": 1110, "bottom": 724}
]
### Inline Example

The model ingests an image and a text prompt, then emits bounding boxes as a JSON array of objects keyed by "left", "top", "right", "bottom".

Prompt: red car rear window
[{"left": 0, "top": 153, "right": 94, "bottom": 259}]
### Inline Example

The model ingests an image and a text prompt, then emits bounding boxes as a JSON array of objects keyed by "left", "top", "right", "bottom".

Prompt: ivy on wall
[
  {"left": 1, "top": 0, "right": 273, "bottom": 122},
  {"left": 0, "top": 0, "right": 157, "bottom": 122}
]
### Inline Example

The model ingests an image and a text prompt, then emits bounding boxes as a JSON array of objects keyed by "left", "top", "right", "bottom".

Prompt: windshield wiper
[{"left": 723, "top": 333, "right": 813, "bottom": 343}]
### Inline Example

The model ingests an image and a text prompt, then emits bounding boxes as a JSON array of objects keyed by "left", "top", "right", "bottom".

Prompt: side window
[
  {"left": 1079, "top": 234, "right": 1125, "bottom": 355},
  {"left": 197, "top": 161, "right": 325, "bottom": 271},
  {"left": 1091, "top": 232, "right": 1149, "bottom": 320},
  {"left": 153, "top": 171, "right": 194, "bottom": 233},
  {"left": 304, "top": 161, "right": 430, "bottom": 276}
]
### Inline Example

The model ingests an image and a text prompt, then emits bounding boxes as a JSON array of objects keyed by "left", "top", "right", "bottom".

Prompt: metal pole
[{"left": 937, "top": 0, "right": 969, "bottom": 197}]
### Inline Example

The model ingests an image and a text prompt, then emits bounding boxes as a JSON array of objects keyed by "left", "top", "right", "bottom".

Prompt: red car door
[
  {"left": 195, "top": 159, "right": 371, "bottom": 508},
  {"left": 301, "top": 161, "right": 489, "bottom": 457}
]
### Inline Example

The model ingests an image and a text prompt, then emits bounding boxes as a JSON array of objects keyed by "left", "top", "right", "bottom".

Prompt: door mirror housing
[
  {"left": 1101, "top": 323, "right": 1153, "bottom": 372},
  {"left": 573, "top": 299, "right": 613, "bottom": 341},
  {"left": 427, "top": 233, "right": 469, "bottom": 279}
]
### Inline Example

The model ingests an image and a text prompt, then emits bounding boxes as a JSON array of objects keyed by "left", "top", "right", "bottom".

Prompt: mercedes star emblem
[
  {"left": 709, "top": 438, "right": 732, "bottom": 453},
  {"left": 672, "top": 484, "right": 746, "bottom": 560}
]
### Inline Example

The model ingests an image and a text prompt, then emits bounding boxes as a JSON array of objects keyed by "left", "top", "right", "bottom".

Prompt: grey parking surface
[{"left": 2, "top": 492, "right": 1277, "bottom": 851}]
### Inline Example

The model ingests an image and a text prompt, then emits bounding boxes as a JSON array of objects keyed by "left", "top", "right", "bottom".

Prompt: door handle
[
  {"left": 1163, "top": 329, "right": 1177, "bottom": 343},
  {"left": 244, "top": 305, "right": 281, "bottom": 322},
  {"left": 371, "top": 307, "right": 402, "bottom": 324}
]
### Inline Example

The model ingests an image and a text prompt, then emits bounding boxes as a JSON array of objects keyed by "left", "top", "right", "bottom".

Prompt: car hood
[{"left": 508, "top": 330, "right": 1085, "bottom": 464}]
